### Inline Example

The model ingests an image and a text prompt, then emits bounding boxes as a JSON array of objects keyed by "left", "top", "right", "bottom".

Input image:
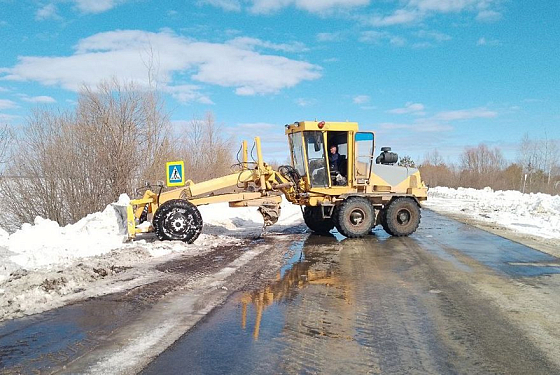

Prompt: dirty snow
[
  {"left": 0, "top": 195, "right": 303, "bottom": 321},
  {"left": 425, "top": 187, "right": 560, "bottom": 239}
]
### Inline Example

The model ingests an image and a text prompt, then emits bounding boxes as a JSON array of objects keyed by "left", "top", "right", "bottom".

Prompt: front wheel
[
  {"left": 152, "top": 199, "right": 203, "bottom": 243},
  {"left": 383, "top": 197, "right": 421, "bottom": 237},
  {"left": 303, "top": 206, "right": 335, "bottom": 234},
  {"left": 335, "top": 197, "right": 375, "bottom": 238}
]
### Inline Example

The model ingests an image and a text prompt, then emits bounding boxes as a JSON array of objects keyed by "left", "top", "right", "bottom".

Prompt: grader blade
[{"left": 258, "top": 204, "right": 281, "bottom": 227}]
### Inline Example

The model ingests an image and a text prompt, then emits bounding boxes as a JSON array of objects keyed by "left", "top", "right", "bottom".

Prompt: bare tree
[
  {"left": 517, "top": 133, "right": 560, "bottom": 193},
  {"left": 0, "top": 124, "right": 12, "bottom": 169},
  {"left": 178, "top": 112, "right": 234, "bottom": 182},
  {"left": 0, "top": 79, "right": 175, "bottom": 229}
]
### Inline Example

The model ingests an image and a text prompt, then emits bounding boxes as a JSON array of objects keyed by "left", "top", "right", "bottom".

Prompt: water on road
[{"left": 143, "top": 210, "right": 560, "bottom": 375}]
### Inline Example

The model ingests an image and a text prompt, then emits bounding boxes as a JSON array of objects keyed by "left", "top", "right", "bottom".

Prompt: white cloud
[
  {"left": 409, "top": 0, "right": 480, "bottom": 13},
  {"left": 0, "top": 113, "right": 21, "bottom": 122},
  {"left": 415, "top": 30, "right": 452, "bottom": 42},
  {"left": 35, "top": 4, "right": 62, "bottom": 21},
  {"left": 353, "top": 95, "right": 370, "bottom": 104},
  {"left": 227, "top": 37, "right": 308, "bottom": 52},
  {"left": 476, "top": 37, "right": 501, "bottom": 46},
  {"left": 205, "top": 0, "right": 370, "bottom": 14},
  {"left": 434, "top": 107, "right": 497, "bottom": 120},
  {"left": 367, "top": 9, "right": 420, "bottom": 26},
  {"left": 316, "top": 32, "right": 344, "bottom": 42},
  {"left": 73, "top": 0, "right": 123, "bottom": 14},
  {"left": 295, "top": 98, "right": 317, "bottom": 107},
  {"left": 476, "top": 9, "right": 502, "bottom": 22},
  {"left": 359, "top": 31, "right": 406, "bottom": 46},
  {"left": 198, "top": 0, "right": 241, "bottom": 12},
  {"left": 387, "top": 102, "right": 425, "bottom": 114},
  {"left": 379, "top": 120, "right": 452, "bottom": 132},
  {"left": 412, "top": 41, "right": 433, "bottom": 49},
  {"left": 0, "top": 30, "right": 321, "bottom": 101},
  {"left": 20, "top": 95, "right": 57, "bottom": 103},
  {"left": 363, "top": 0, "right": 501, "bottom": 27},
  {"left": 165, "top": 85, "right": 214, "bottom": 105},
  {"left": 0, "top": 99, "right": 18, "bottom": 110}
]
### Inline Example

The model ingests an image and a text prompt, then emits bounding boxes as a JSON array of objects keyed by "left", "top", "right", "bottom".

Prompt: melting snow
[
  {"left": 425, "top": 187, "right": 560, "bottom": 239},
  {"left": 0, "top": 196, "right": 303, "bottom": 321}
]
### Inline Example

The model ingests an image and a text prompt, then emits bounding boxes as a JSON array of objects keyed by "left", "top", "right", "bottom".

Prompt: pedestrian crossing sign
[{"left": 166, "top": 161, "right": 185, "bottom": 187}]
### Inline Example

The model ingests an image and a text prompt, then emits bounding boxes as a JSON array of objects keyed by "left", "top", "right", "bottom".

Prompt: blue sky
[{"left": 0, "top": 0, "right": 558, "bottom": 163}]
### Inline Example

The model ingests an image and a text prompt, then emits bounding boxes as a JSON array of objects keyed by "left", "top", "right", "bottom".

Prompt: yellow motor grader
[{"left": 124, "top": 121, "right": 427, "bottom": 243}]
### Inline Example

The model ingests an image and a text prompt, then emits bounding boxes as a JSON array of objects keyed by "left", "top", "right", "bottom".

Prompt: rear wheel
[
  {"left": 303, "top": 206, "right": 335, "bottom": 234},
  {"left": 153, "top": 199, "right": 203, "bottom": 243},
  {"left": 335, "top": 197, "right": 375, "bottom": 238},
  {"left": 383, "top": 197, "right": 421, "bottom": 237}
]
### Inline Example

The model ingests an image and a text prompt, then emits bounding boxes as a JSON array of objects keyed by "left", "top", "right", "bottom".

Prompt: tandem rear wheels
[
  {"left": 303, "top": 197, "right": 421, "bottom": 238},
  {"left": 303, "top": 198, "right": 375, "bottom": 238},
  {"left": 379, "top": 197, "right": 421, "bottom": 237},
  {"left": 335, "top": 197, "right": 375, "bottom": 238}
]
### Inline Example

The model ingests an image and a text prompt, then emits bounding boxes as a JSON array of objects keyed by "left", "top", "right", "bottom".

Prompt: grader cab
[{"left": 124, "top": 120, "right": 427, "bottom": 243}]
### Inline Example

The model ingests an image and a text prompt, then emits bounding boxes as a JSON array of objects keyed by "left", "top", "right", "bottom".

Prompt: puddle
[
  {"left": 420, "top": 210, "right": 560, "bottom": 277},
  {"left": 0, "top": 299, "right": 142, "bottom": 373},
  {"left": 142, "top": 230, "right": 470, "bottom": 375},
  {"left": 0, "top": 244, "right": 251, "bottom": 373},
  {"left": 141, "top": 235, "right": 345, "bottom": 375}
]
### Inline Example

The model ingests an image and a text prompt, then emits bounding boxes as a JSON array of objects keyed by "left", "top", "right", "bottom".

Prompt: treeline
[
  {"left": 413, "top": 137, "right": 560, "bottom": 194},
  {"left": 0, "top": 80, "right": 234, "bottom": 230}
]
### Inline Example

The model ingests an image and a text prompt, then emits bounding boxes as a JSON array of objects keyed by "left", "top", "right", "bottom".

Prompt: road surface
[
  {"left": 1, "top": 210, "right": 560, "bottom": 374},
  {"left": 142, "top": 210, "right": 560, "bottom": 375}
]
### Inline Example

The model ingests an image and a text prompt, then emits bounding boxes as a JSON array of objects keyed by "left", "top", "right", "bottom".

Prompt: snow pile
[
  {"left": 0, "top": 195, "right": 305, "bottom": 321},
  {"left": 7, "top": 194, "right": 131, "bottom": 269},
  {"left": 0, "top": 195, "right": 303, "bottom": 276},
  {"left": 425, "top": 187, "right": 560, "bottom": 239}
]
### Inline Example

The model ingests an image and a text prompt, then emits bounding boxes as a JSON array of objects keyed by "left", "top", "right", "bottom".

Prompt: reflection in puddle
[
  {"left": 239, "top": 257, "right": 340, "bottom": 340},
  {"left": 240, "top": 236, "right": 342, "bottom": 340}
]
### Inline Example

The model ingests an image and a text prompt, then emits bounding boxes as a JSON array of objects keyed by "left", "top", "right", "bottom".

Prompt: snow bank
[
  {"left": 0, "top": 195, "right": 304, "bottom": 321},
  {"left": 0, "top": 195, "right": 304, "bottom": 274},
  {"left": 425, "top": 187, "right": 560, "bottom": 239},
  {"left": 7, "top": 194, "right": 131, "bottom": 270}
]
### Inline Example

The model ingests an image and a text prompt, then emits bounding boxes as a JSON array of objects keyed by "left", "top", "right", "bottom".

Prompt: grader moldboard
[{"left": 124, "top": 121, "right": 428, "bottom": 243}]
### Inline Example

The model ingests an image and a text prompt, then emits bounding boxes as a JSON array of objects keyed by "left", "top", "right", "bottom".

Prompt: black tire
[
  {"left": 335, "top": 197, "right": 375, "bottom": 238},
  {"left": 152, "top": 199, "right": 203, "bottom": 243},
  {"left": 303, "top": 206, "right": 335, "bottom": 234},
  {"left": 383, "top": 197, "right": 421, "bottom": 237}
]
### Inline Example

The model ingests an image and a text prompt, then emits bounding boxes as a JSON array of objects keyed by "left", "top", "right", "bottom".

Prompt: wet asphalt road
[
  {"left": 1, "top": 210, "right": 560, "bottom": 374},
  {"left": 142, "top": 210, "right": 560, "bottom": 375}
]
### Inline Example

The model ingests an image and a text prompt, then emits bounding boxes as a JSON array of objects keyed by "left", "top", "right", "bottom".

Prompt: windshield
[
  {"left": 288, "top": 133, "right": 306, "bottom": 177},
  {"left": 304, "top": 131, "right": 328, "bottom": 187}
]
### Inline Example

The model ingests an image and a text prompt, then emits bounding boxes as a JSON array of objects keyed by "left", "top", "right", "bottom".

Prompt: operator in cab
[{"left": 329, "top": 144, "right": 347, "bottom": 185}]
